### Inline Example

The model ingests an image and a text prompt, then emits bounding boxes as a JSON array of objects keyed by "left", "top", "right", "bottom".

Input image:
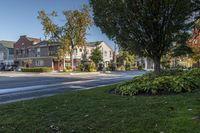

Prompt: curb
[{"left": 69, "top": 72, "right": 100, "bottom": 75}]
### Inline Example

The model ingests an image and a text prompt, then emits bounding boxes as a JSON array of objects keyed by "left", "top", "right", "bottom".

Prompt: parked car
[
  {"left": 0, "top": 64, "right": 5, "bottom": 71},
  {"left": 5, "top": 65, "right": 13, "bottom": 71},
  {"left": 0, "top": 65, "right": 16, "bottom": 71},
  {"left": 15, "top": 66, "right": 22, "bottom": 71}
]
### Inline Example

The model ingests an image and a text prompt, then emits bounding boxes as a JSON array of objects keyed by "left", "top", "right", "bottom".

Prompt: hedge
[
  {"left": 115, "top": 68, "right": 200, "bottom": 96},
  {"left": 21, "top": 67, "right": 53, "bottom": 72}
]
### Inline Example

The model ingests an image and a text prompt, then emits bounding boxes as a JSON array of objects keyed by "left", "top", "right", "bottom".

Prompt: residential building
[
  {"left": 136, "top": 56, "right": 154, "bottom": 71},
  {"left": 0, "top": 40, "right": 15, "bottom": 65},
  {"left": 64, "top": 41, "right": 113, "bottom": 67},
  {"left": 14, "top": 35, "right": 63, "bottom": 70},
  {"left": 14, "top": 36, "right": 113, "bottom": 70},
  {"left": 188, "top": 28, "right": 200, "bottom": 67}
]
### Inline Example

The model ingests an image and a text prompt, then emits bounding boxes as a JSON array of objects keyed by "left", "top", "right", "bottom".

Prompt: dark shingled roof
[
  {"left": 0, "top": 40, "right": 15, "bottom": 48},
  {"left": 87, "top": 41, "right": 103, "bottom": 47}
]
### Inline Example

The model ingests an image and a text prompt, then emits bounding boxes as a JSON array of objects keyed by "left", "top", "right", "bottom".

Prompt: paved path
[{"left": 0, "top": 71, "right": 145, "bottom": 104}]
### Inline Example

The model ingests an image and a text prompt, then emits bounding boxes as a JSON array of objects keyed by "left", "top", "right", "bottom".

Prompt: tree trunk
[
  {"left": 153, "top": 57, "right": 161, "bottom": 75},
  {"left": 63, "top": 55, "right": 66, "bottom": 70},
  {"left": 70, "top": 51, "right": 74, "bottom": 71}
]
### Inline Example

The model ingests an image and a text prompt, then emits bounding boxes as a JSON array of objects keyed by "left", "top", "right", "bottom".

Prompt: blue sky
[{"left": 0, "top": 0, "right": 115, "bottom": 49}]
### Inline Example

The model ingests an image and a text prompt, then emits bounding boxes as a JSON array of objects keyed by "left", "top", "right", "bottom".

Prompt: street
[{"left": 0, "top": 71, "right": 145, "bottom": 104}]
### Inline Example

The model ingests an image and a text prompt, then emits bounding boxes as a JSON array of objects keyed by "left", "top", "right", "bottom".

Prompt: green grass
[{"left": 0, "top": 85, "right": 200, "bottom": 133}]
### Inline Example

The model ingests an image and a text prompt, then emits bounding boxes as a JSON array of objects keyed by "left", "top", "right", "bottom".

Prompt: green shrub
[
  {"left": 144, "top": 68, "right": 185, "bottom": 78},
  {"left": 116, "top": 68, "right": 200, "bottom": 96},
  {"left": 77, "top": 64, "right": 84, "bottom": 71},
  {"left": 108, "top": 63, "right": 116, "bottom": 71},
  {"left": 125, "top": 64, "right": 131, "bottom": 71},
  {"left": 88, "top": 62, "right": 97, "bottom": 72},
  {"left": 21, "top": 67, "right": 53, "bottom": 72},
  {"left": 137, "top": 65, "right": 143, "bottom": 70},
  {"left": 63, "top": 66, "right": 72, "bottom": 72},
  {"left": 117, "top": 65, "right": 126, "bottom": 71}
]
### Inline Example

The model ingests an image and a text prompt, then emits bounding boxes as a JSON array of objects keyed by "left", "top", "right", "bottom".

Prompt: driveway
[{"left": 0, "top": 71, "right": 145, "bottom": 104}]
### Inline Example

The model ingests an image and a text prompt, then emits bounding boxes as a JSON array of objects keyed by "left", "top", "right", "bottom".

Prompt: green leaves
[
  {"left": 90, "top": 46, "right": 103, "bottom": 66},
  {"left": 38, "top": 6, "right": 92, "bottom": 68},
  {"left": 90, "top": 0, "right": 197, "bottom": 74},
  {"left": 116, "top": 69, "right": 200, "bottom": 96}
]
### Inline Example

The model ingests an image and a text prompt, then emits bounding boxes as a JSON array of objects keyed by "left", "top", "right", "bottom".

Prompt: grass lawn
[{"left": 0, "top": 85, "right": 200, "bottom": 133}]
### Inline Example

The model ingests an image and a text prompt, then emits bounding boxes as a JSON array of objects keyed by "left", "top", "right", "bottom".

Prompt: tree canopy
[
  {"left": 117, "top": 51, "right": 136, "bottom": 65},
  {"left": 90, "top": 0, "right": 199, "bottom": 74},
  {"left": 38, "top": 5, "right": 92, "bottom": 70}
]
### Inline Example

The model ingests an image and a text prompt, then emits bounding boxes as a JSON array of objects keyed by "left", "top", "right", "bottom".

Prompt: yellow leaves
[{"left": 38, "top": 6, "right": 92, "bottom": 62}]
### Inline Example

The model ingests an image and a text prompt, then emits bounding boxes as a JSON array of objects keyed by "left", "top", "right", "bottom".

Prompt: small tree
[
  {"left": 118, "top": 51, "right": 135, "bottom": 66},
  {"left": 38, "top": 5, "right": 92, "bottom": 70},
  {"left": 90, "top": 46, "right": 103, "bottom": 67}
]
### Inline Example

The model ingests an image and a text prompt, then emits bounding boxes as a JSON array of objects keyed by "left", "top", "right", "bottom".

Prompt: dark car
[
  {"left": 0, "top": 64, "right": 5, "bottom": 71},
  {"left": 5, "top": 65, "right": 13, "bottom": 71}
]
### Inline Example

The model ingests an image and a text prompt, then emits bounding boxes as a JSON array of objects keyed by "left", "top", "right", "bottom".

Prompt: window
[
  {"left": 37, "top": 48, "right": 40, "bottom": 52},
  {"left": 36, "top": 60, "right": 44, "bottom": 66},
  {"left": 110, "top": 51, "right": 112, "bottom": 57},
  {"left": 0, "top": 52, "right": 4, "bottom": 60},
  {"left": 79, "top": 49, "right": 82, "bottom": 52},
  {"left": 36, "top": 48, "right": 40, "bottom": 57},
  {"left": 22, "top": 49, "right": 25, "bottom": 54},
  {"left": 8, "top": 48, "right": 14, "bottom": 55},
  {"left": 15, "top": 50, "right": 18, "bottom": 55},
  {"left": 104, "top": 51, "right": 107, "bottom": 57},
  {"left": 26, "top": 49, "right": 29, "bottom": 55},
  {"left": 74, "top": 48, "right": 78, "bottom": 55}
]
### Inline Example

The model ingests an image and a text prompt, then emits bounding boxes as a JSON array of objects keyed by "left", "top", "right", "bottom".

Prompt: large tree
[
  {"left": 90, "top": 0, "right": 199, "bottom": 74},
  {"left": 38, "top": 6, "right": 92, "bottom": 70}
]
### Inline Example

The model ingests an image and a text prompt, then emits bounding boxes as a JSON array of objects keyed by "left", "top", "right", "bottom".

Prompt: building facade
[
  {"left": 188, "top": 28, "right": 200, "bottom": 67},
  {"left": 14, "top": 36, "right": 63, "bottom": 70},
  {"left": 14, "top": 36, "right": 113, "bottom": 70},
  {"left": 64, "top": 41, "right": 113, "bottom": 67},
  {"left": 0, "top": 41, "right": 15, "bottom": 65}
]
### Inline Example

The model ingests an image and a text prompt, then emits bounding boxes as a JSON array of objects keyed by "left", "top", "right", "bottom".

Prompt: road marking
[{"left": 0, "top": 79, "right": 96, "bottom": 95}]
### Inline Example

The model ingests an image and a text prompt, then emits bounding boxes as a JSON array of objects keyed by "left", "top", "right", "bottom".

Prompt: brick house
[
  {"left": 0, "top": 40, "right": 15, "bottom": 65},
  {"left": 14, "top": 35, "right": 64, "bottom": 70},
  {"left": 14, "top": 36, "right": 113, "bottom": 71}
]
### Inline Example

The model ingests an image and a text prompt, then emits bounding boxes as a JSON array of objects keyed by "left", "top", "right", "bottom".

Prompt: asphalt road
[{"left": 0, "top": 71, "right": 145, "bottom": 104}]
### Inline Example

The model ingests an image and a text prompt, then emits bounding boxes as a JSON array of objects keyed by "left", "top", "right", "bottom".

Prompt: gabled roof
[
  {"left": 0, "top": 40, "right": 15, "bottom": 48},
  {"left": 87, "top": 41, "right": 103, "bottom": 47},
  {"left": 87, "top": 41, "right": 113, "bottom": 51},
  {"left": 36, "top": 41, "right": 60, "bottom": 47},
  {"left": 27, "top": 37, "right": 41, "bottom": 43}
]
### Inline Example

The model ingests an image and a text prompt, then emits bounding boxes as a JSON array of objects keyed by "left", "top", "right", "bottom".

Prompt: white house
[
  {"left": 65, "top": 41, "right": 113, "bottom": 67},
  {"left": 136, "top": 56, "right": 154, "bottom": 71},
  {"left": 0, "top": 41, "right": 15, "bottom": 65}
]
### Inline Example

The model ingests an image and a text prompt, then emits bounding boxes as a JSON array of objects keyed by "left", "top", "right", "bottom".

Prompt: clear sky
[{"left": 0, "top": 0, "right": 115, "bottom": 49}]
